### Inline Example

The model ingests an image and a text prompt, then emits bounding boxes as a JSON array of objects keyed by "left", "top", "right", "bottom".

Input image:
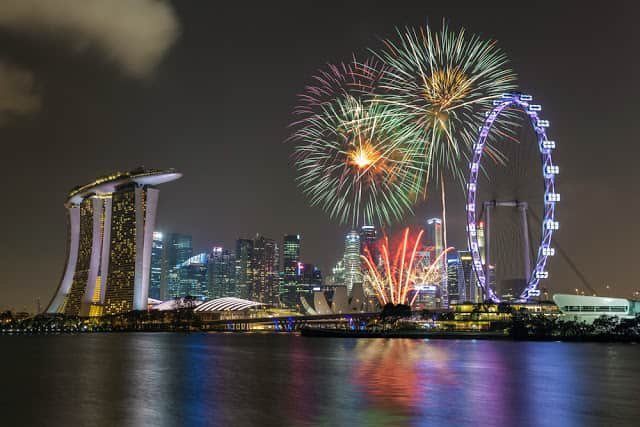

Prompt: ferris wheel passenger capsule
[
  {"left": 542, "top": 140, "right": 556, "bottom": 149},
  {"left": 535, "top": 271, "right": 549, "bottom": 279},
  {"left": 542, "top": 247, "right": 556, "bottom": 256},
  {"left": 545, "top": 193, "right": 561, "bottom": 203},
  {"left": 537, "top": 119, "right": 550, "bottom": 127},
  {"left": 528, "top": 104, "right": 542, "bottom": 111},
  {"left": 519, "top": 94, "right": 533, "bottom": 101},
  {"left": 544, "top": 220, "right": 560, "bottom": 230},
  {"left": 545, "top": 165, "right": 560, "bottom": 176}
]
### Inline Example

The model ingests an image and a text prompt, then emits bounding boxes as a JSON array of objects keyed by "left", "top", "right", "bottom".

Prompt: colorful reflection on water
[{"left": 1, "top": 334, "right": 639, "bottom": 426}]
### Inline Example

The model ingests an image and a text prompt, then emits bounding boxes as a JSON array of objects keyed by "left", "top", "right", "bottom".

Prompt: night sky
[{"left": 0, "top": 1, "right": 638, "bottom": 311}]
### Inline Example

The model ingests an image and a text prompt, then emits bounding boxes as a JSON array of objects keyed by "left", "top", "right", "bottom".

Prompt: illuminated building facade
[
  {"left": 149, "top": 232, "right": 164, "bottom": 300},
  {"left": 46, "top": 168, "right": 181, "bottom": 316},
  {"left": 172, "top": 253, "right": 209, "bottom": 299},
  {"left": 161, "top": 232, "right": 193, "bottom": 299},
  {"left": 458, "top": 250, "right": 479, "bottom": 303},
  {"left": 446, "top": 252, "right": 465, "bottom": 305},
  {"left": 251, "top": 235, "right": 279, "bottom": 304},
  {"left": 359, "top": 225, "right": 379, "bottom": 267},
  {"left": 280, "top": 234, "right": 303, "bottom": 308},
  {"left": 343, "top": 230, "right": 361, "bottom": 293},
  {"left": 425, "top": 218, "right": 448, "bottom": 306},
  {"left": 208, "top": 247, "right": 236, "bottom": 299},
  {"left": 235, "top": 238, "right": 254, "bottom": 300}
]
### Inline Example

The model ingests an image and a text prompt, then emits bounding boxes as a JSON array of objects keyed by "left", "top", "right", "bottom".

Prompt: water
[{"left": 0, "top": 334, "right": 638, "bottom": 426}]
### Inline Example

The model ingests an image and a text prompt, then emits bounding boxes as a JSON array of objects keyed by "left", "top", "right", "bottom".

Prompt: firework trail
[{"left": 362, "top": 228, "right": 455, "bottom": 306}]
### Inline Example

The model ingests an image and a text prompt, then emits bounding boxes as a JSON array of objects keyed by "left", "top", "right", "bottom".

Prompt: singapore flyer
[{"left": 466, "top": 92, "right": 559, "bottom": 302}]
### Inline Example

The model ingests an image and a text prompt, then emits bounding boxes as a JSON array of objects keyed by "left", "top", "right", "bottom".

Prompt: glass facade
[
  {"left": 149, "top": 231, "right": 164, "bottom": 300},
  {"left": 235, "top": 239, "right": 254, "bottom": 300},
  {"left": 251, "top": 235, "right": 279, "bottom": 304},
  {"left": 208, "top": 247, "right": 236, "bottom": 299},
  {"left": 280, "top": 234, "right": 302, "bottom": 308},
  {"left": 343, "top": 230, "right": 361, "bottom": 293}
]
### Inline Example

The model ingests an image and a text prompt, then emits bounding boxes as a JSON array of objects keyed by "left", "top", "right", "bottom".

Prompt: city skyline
[{"left": 1, "top": 2, "right": 639, "bottom": 310}]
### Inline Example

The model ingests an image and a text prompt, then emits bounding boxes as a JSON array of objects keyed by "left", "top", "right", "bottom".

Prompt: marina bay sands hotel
[{"left": 47, "top": 167, "right": 181, "bottom": 316}]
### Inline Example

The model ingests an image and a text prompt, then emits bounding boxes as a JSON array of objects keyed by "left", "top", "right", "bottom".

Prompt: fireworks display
[
  {"left": 371, "top": 23, "right": 518, "bottom": 184},
  {"left": 361, "top": 228, "right": 454, "bottom": 306},
  {"left": 290, "top": 61, "right": 426, "bottom": 227},
  {"left": 289, "top": 23, "right": 517, "bottom": 227}
]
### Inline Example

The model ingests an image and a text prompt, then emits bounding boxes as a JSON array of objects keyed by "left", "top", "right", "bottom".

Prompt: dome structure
[{"left": 194, "top": 297, "right": 266, "bottom": 312}]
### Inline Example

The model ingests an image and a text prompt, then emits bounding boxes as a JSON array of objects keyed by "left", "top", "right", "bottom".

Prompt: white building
[{"left": 553, "top": 294, "right": 640, "bottom": 324}]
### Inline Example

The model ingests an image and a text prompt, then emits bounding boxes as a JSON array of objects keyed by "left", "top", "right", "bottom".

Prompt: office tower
[
  {"left": 162, "top": 233, "right": 193, "bottom": 300},
  {"left": 359, "top": 225, "right": 379, "bottom": 267},
  {"left": 47, "top": 168, "right": 181, "bottom": 316},
  {"left": 252, "top": 235, "right": 279, "bottom": 304},
  {"left": 458, "top": 250, "right": 478, "bottom": 303},
  {"left": 208, "top": 247, "right": 236, "bottom": 299},
  {"left": 149, "top": 232, "right": 164, "bottom": 300},
  {"left": 446, "top": 252, "right": 466, "bottom": 305},
  {"left": 280, "top": 234, "right": 304, "bottom": 308},
  {"left": 172, "top": 253, "right": 209, "bottom": 299},
  {"left": 235, "top": 238, "right": 254, "bottom": 300},
  {"left": 427, "top": 218, "right": 447, "bottom": 307},
  {"left": 282, "top": 234, "right": 301, "bottom": 282},
  {"left": 343, "top": 230, "right": 361, "bottom": 293}
]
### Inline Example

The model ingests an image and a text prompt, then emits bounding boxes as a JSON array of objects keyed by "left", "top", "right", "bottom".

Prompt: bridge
[{"left": 198, "top": 312, "right": 378, "bottom": 332}]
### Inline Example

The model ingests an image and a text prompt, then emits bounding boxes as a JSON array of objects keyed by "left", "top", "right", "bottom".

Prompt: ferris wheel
[{"left": 466, "top": 93, "right": 559, "bottom": 302}]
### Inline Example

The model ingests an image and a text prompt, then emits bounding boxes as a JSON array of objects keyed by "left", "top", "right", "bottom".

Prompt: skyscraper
[
  {"left": 235, "top": 238, "right": 254, "bottom": 300},
  {"left": 343, "top": 230, "right": 361, "bottom": 293},
  {"left": 446, "top": 252, "right": 466, "bottom": 305},
  {"left": 427, "top": 218, "right": 447, "bottom": 307},
  {"left": 251, "top": 235, "right": 279, "bottom": 304},
  {"left": 149, "top": 231, "right": 164, "bottom": 300},
  {"left": 171, "top": 253, "right": 209, "bottom": 299},
  {"left": 359, "top": 225, "right": 379, "bottom": 268},
  {"left": 162, "top": 233, "right": 193, "bottom": 300},
  {"left": 281, "top": 234, "right": 303, "bottom": 308},
  {"left": 47, "top": 168, "right": 181, "bottom": 316},
  {"left": 208, "top": 247, "right": 236, "bottom": 299},
  {"left": 458, "top": 250, "right": 479, "bottom": 303},
  {"left": 282, "top": 234, "right": 301, "bottom": 282}
]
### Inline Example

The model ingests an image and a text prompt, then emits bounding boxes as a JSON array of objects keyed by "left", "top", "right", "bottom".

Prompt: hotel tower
[{"left": 47, "top": 167, "right": 182, "bottom": 316}]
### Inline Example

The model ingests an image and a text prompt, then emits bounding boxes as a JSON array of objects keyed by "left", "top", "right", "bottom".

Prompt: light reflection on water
[{"left": 0, "top": 334, "right": 638, "bottom": 426}]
